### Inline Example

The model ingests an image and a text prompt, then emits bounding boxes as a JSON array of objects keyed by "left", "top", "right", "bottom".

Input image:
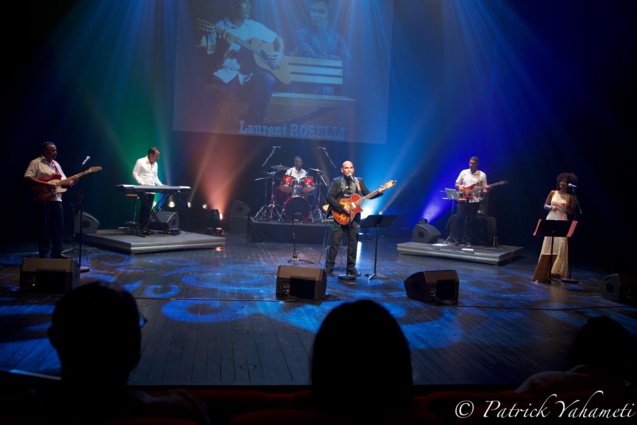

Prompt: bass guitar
[
  {"left": 198, "top": 19, "right": 291, "bottom": 85},
  {"left": 326, "top": 180, "right": 397, "bottom": 225},
  {"left": 33, "top": 166, "right": 102, "bottom": 202},
  {"left": 457, "top": 180, "right": 507, "bottom": 202}
]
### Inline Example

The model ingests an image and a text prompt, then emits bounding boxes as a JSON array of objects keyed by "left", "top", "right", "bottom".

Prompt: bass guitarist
[
  {"left": 452, "top": 156, "right": 489, "bottom": 248},
  {"left": 324, "top": 161, "right": 386, "bottom": 278},
  {"left": 201, "top": 0, "right": 284, "bottom": 126},
  {"left": 24, "top": 141, "right": 76, "bottom": 259}
]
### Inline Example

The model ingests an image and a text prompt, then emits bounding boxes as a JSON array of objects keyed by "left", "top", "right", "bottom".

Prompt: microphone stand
[
  {"left": 287, "top": 212, "right": 313, "bottom": 265},
  {"left": 64, "top": 159, "right": 91, "bottom": 273},
  {"left": 319, "top": 147, "right": 337, "bottom": 169},
  {"left": 262, "top": 146, "right": 279, "bottom": 168},
  {"left": 561, "top": 186, "right": 582, "bottom": 284}
]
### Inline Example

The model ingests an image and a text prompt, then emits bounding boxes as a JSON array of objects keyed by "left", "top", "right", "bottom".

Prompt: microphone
[
  {"left": 272, "top": 146, "right": 280, "bottom": 149},
  {"left": 81, "top": 156, "right": 91, "bottom": 166},
  {"left": 568, "top": 183, "right": 577, "bottom": 188}
]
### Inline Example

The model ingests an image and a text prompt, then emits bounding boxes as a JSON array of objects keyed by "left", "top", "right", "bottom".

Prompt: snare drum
[
  {"left": 284, "top": 196, "right": 311, "bottom": 222},
  {"left": 300, "top": 176, "right": 315, "bottom": 194},
  {"left": 279, "top": 175, "right": 296, "bottom": 194}
]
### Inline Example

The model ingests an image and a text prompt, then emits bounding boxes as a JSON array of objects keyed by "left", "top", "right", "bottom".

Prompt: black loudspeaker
[
  {"left": 276, "top": 265, "right": 327, "bottom": 300},
  {"left": 148, "top": 211, "right": 180, "bottom": 231},
  {"left": 230, "top": 200, "right": 250, "bottom": 217},
  {"left": 412, "top": 223, "right": 441, "bottom": 243},
  {"left": 404, "top": 270, "right": 459, "bottom": 305},
  {"left": 20, "top": 258, "right": 79, "bottom": 294},
  {"left": 599, "top": 274, "right": 637, "bottom": 306},
  {"left": 74, "top": 212, "right": 100, "bottom": 234}
]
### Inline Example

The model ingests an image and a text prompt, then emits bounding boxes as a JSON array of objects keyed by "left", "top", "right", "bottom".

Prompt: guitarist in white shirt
[
  {"left": 24, "top": 142, "right": 75, "bottom": 259},
  {"left": 203, "top": 0, "right": 284, "bottom": 125},
  {"left": 453, "top": 156, "right": 489, "bottom": 248},
  {"left": 324, "top": 161, "right": 385, "bottom": 278}
]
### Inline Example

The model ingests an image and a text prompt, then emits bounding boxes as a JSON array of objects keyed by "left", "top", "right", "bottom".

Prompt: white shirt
[
  {"left": 24, "top": 156, "right": 67, "bottom": 202},
  {"left": 456, "top": 169, "right": 487, "bottom": 203},
  {"left": 208, "top": 18, "right": 278, "bottom": 84},
  {"left": 132, "top": 156, "right": 163, "bottom": 186},
  {"left": 285, "top": 167, "right": 307, "bottom": 181}
]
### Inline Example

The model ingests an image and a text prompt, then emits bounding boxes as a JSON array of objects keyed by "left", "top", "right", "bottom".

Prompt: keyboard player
[{"left": 132, "top": 147, "right": 164, "bottom": 234}]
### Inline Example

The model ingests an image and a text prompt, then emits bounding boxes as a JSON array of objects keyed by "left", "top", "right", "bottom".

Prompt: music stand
[
  {"left": 532, "top": 219, "right": 577, "bottom": 284},
  {"left": 361, "top": 214, "right": 397, "bottom": 281},
  {"left": 442, "top": 189, "right": 460, "bottom": 245}
]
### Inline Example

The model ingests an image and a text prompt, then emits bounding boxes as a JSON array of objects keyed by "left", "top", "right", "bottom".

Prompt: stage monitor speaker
[
  {"left": 74, "top": 211, "right": 100, "bottom": 234},
  {"left": 276, "top": 265, "right": 327, "bottom": 300},
  {"left": 412, "top": 223, "right": 441, "bottom": 243},
  {"left": 404, "top": 270, "right": 459, "bottom": 305},
  {"left": 599, "top": 274, "right": 637, "bottom": 306},
  {"left": 148, "top": 211, "right": 180, "bottom": 231},
  {"left": 230, "top": 200, "right": 250, "bottom": 217},
  {"left": 20, "top": 258, "right": 79, "bottom": 294}
]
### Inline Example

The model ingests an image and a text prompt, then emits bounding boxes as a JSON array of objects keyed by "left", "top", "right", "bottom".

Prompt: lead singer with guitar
[
  {"left": 324, "top": 161, "right": 386, "bottom": 278},
  {"left": 453, "top": 156, "right": 489, "bottom": 247},
  {"left": 24, "top": 142, "right": 75, "bottom": 259}
]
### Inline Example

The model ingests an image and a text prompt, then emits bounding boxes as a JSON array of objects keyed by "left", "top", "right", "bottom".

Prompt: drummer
[{"left": 285, "top": 156, "right": 308, "bottom": 192}]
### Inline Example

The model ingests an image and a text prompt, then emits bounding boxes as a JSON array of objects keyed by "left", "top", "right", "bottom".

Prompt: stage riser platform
[
  {"left": 78, "top": 229, "right": 224, "bottom": 254},
  {"left": 249, "top": 218, "right": 328, "bottom": 244},
  {"left": 396, "top": 241, "right": 523, "bottom": 265}
]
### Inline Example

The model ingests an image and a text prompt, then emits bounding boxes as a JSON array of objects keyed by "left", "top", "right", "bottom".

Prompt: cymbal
[
  {"left": 270, "top": 164, "right": 289, "bottom": 171},
  {"left": 309, "top": 168, "right": 324, "bottom": 173}
]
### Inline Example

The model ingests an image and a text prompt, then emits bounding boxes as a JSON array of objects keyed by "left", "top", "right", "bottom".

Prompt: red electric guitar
[
  {"left": 326, "top": 180, "right": 397, "bottom": 225},
  {"left": 457, "top": 180, "right": 507, "bottom": 202},
  {"left": 33, "top": 166, "right": 102, "bottom": 202}
]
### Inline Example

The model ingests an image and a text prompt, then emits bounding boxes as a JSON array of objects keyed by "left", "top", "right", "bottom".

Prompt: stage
[
  {"left": 396, "top": 241, "right": 524, "bottom": 265},
  {"left": 78, "top": 229, "right": 225, "bottom": 255},
  {"left": 248, "top": 217, "right": 329, "bottom": 244}
]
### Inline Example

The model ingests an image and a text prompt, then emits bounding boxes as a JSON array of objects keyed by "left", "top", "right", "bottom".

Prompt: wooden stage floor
[{"left": 1, "top": 228, "right": 636, "bottom": 391}]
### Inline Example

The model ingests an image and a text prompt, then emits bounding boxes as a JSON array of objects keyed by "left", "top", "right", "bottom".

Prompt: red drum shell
[
  {"left": 300, "top": 176, "right": 315, "bottom": 193},
  {"left": 284, "top": 196, "right": 311, "bottom": 222},
  {"left": 279, "top": 175, "right": 296, "bottom": 193}
]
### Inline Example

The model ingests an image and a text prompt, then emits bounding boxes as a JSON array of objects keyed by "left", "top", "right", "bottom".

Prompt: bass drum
[
  {"left": 273, "top": 186, "right": 290, "bottom": 204},
  {"left": 284, "top": 196, "right": 311, "bottom": 222}
]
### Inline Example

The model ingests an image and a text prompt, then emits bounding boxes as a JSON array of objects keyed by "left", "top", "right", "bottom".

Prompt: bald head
[{"left": 341, "top": 161, "right": 354, "bottom": 177}]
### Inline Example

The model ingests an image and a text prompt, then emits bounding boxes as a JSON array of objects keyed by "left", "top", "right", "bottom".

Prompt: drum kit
[{"left": 254, "top": 164, "right": 328, "bottom": 223}]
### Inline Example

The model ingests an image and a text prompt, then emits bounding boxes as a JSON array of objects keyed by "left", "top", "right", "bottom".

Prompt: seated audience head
[
  {"left": 310, "top": 299, "right": 412, "bottom": 414},
  {"left": 48, "top": 281, "right": 142, "bottom": 388},
  {"left": 567, "top": 315, "right": 630, "bottom": 371}
]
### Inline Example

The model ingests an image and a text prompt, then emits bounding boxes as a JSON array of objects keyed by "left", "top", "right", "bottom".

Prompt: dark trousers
[
  {"left": 452, "top": 201, "right": 480, "bottom": 244},
  {"left": 214, "top": 69, "right": 276, "bottom": 125},
  {"left": 325, "top": 220, "right": 359, "bottom": 273},
  {"left": 242, "top": 70, "right": 276, "bottom": 125},
  {"left": 36, "top": 200, "right": 64, "bottom": 256},
  {"left": 139, "top": 192, "right": 155, "bottom": 230}
]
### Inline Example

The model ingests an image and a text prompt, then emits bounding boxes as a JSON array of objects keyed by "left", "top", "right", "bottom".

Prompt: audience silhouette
[
  {"left": 516, "top": 315, "right": 635, "bottom": 396},
  {"left": 0, "top": 281, "right": 210, "bottom": 424},
  {"left": 310, "top": 300, "right": 413, "bottom": 416}
]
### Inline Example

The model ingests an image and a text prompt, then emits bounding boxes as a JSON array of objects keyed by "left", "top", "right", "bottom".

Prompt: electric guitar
[
  {"left": 325, "top": 180, "right": 397, "bottom": 225},
  {"left": 33, "top": 166, "right": 102, "bottom": 202},
  {"left": 198, "top": 19, "right": 291, "bottom": 85},
  {"left": 457, "top": 180, "right": 507, "bottom": 202}
]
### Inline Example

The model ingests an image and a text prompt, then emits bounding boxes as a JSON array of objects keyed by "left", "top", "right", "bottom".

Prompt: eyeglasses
[{"left": 139, "top": 313, "right": 148, "bottom": 328}]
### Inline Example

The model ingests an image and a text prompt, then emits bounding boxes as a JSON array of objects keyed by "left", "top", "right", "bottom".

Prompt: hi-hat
[
  {"left": 255, "top": 171, "right": 281, "bottom": 181},
  {"left": 270, "top": 165, "right": 289, "bottom": 171}
]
